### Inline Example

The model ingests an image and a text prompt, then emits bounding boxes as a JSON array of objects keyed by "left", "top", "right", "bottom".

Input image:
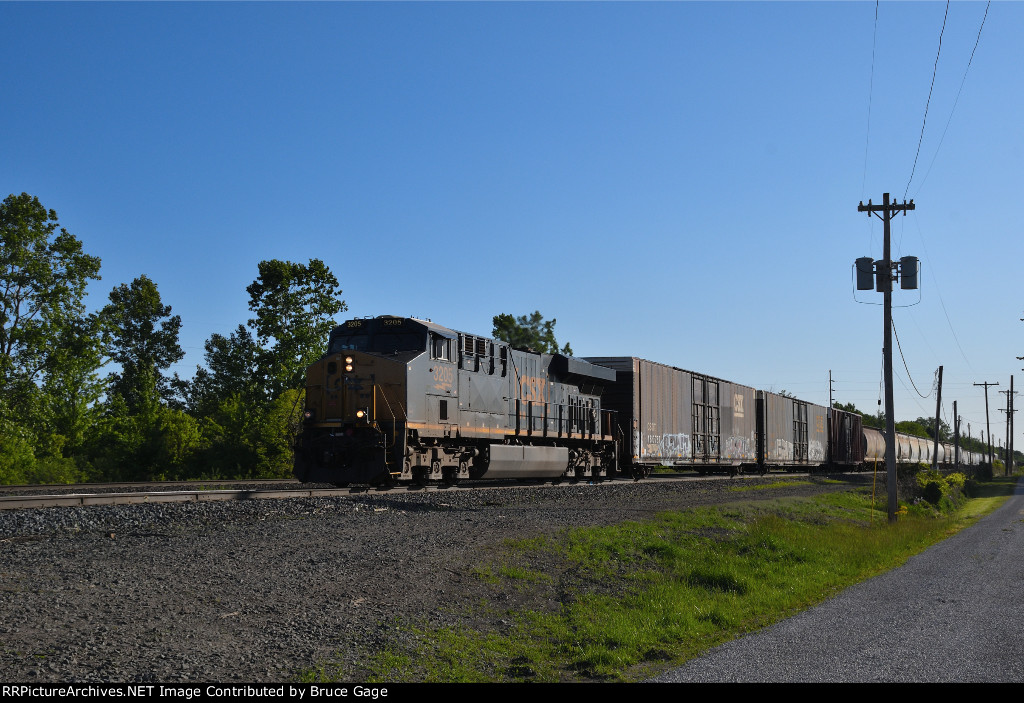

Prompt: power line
[
  {"left": 892, "top": 318, "right": 932, "bottom": 399},
  {"left": 905, "top": 0, "right": 951, "bottom": 199},
  {"left": 911, "top": 216, "right": 975, "bottom": 371},
  {"left": 861, "top": 0, "right": 880, "bottom": 199},
  {"left": 913, "top": 1, "right": 992, "bottom": 198}
]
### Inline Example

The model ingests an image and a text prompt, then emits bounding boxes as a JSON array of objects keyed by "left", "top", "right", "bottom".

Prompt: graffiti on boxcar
[
  {"left": 808, "top": 439, "right": 825, "bottom": 462},
  {"left": 724, "top": 433, "right": 753, "bottom": 459},
  {"left": 773, "top": 437, "right": 794, "bottom": 459},
  {"left": 644, "top": 432, "right": 691, "bottom": 458}
]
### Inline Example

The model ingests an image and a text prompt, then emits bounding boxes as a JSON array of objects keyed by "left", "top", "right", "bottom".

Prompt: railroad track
[{"left": 0, "top": 471, "right": 812, "bottom": 511}]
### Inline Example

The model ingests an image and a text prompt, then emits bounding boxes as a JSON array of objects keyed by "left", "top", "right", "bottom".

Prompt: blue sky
[{"left": 3, "top": 1, "right": 1021, "bottom": 451}]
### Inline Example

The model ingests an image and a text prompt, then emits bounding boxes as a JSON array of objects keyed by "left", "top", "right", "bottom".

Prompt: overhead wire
[
  {"left": 905, "top": 0, "right": 951, "bottom": 200},
  {"left": 912, "top": 216, "right": 975, "bottom": 371},
  {"left": 913, "top": 1, "right": 992, "bottom": 197},
  {"left": 861, "top": 1, "right": 881, "bottom": 256},
  {"left": 861, "top": 0, "right": 879, "bottom": 200},
  {"left": 892, "top": 317, "right": 933, "bottom": 399}
]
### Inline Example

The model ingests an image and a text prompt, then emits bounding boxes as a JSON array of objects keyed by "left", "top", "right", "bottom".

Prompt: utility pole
[
  {"left": 857, "top": 193, "right": 916, "bottom": 523},
  {"left": 953, "top": 401, "right": 960, "bottom": 471},
  {"left": 829, "top": 370, "right": 835, "bottom": 409},
  {"left": 998, "top": 376, "right": 1017, "bottom": 476},
  {"left": 931, "top": 366, "right": 943, "bottom": 471},
  {"left": 975, "top": 381, "right": 999, "bottom": 468}
]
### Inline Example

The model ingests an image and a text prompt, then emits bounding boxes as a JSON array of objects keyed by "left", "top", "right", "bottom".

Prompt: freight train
[{"left": 293, "top": 316, "right": 982, "bottom": 486}]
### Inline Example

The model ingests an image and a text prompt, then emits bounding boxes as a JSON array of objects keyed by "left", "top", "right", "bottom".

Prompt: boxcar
[
  {"left": 585, "top": 357, "right": 758, "bottom": 475},
  {"left": 756, "top": 391, "right": 828, "bottom": 470},
  {"left": 828, "top": 406, "right": 865, "bottom": 468}
]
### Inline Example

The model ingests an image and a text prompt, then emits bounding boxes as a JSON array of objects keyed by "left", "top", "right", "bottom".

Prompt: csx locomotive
[
  {"left": 294, "top": 315, "right": 983, "bottom": 485},
  {"left": 294, "top": 316, "right": 618, "bottom": 485}
]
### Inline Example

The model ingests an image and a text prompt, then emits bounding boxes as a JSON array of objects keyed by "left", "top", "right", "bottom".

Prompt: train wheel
[
  {"left": 442, "top": 467, "right": 459, "bottom": 486},
  {"left": 412, "top": 467, "right": 428, "bottom": 487}
]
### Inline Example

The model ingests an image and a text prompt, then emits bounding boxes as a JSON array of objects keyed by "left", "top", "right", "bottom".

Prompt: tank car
[
  {"left": 294, "top": 316, "right": 619, "bottom": 485},
  {"left": 861, "top": 426, "right": 982, "bottom": 469}
]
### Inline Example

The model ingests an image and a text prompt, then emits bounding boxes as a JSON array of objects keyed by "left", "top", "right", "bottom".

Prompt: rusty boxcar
[
  {"left": 756, "top": 391, "right": 829, "bottom": 470},
  {"left": 585, "top": 357, "right": 758, "bottom": 476}
]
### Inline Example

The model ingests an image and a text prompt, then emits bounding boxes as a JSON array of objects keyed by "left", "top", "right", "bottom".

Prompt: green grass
[
  {"left": 728, "top": 479, "right": 814, "bottom": 492},
  {"left": 301, "top": 479, "right": 1017, "bottom": 683}
]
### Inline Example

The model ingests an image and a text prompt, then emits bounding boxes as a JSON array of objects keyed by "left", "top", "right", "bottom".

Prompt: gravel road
[
  {"left": 651, "top": 478, "right": 1024, "bottom": 683},
  {"left": 0, "top": 475, "right": 853, "bottom": 683}
]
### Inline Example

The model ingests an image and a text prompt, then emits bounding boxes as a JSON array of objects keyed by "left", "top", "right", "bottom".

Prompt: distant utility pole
[
  {"left": 829, "top": 370, "right": 835, "bottom": 408},
  {"left": 998, "top": 376, "right": 1016, "bottom": 476},
  {"left": 975, "top": 381, "right": 999, "bottom": 468},
  {"left": 931, "top": 366, "right": 943, "bottom": 471},
  {"left": 953, "top": 402, "right": 960, "bottom": 471},
  {"left": 856, "top": 193, "right": 916, "bottom": 523}
]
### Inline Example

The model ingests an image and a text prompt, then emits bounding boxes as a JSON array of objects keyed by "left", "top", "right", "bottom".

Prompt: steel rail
[{"left": 0, "top": 471, "right": 810, "bottom": 511}]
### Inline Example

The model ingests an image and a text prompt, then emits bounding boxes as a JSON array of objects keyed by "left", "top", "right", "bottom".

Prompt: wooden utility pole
[
  {"left": 858, "top": 193, "right": 915, "bottom": 522},
  {"left": 999, "top": 376, "right": 1016, "bottom": 476},
  {"left": 975, "top": 381, "right": 999, "bottom": 468},
  {"left": 931, "top": 366, "right": 943, "bottom": 470},
  {"left": 1012, "top": 376, "right": 1016, "bottom": 475},
  {"left": 953, "top": 401, "right": 960, "bottom": 470}
]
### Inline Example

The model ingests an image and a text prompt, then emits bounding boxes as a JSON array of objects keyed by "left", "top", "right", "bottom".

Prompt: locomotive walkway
[{"left": 651, "top": 478, "right": 1024, "bottom": 683}]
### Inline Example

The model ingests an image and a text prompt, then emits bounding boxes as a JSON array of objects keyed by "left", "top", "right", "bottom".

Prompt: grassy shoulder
[{"left": 301, "top": 476, "right": 1019, "bottom": 683}]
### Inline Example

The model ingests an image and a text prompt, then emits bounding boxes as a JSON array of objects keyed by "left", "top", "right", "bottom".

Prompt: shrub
[
  {"left": 922, "top": 480, "right": 944, "bottom": 505},
  {"left": 945, "top": 472, "right": 966, "bottom": 490}
]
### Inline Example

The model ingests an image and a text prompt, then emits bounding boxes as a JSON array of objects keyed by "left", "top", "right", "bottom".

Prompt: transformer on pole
[{"left": 856, "top": 193, "right": 915, "bottom": 523}]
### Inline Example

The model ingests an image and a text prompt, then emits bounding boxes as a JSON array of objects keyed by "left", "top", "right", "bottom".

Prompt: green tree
[
  {"left": 912, "top": 416, "right": 951, "bottom": 442},
  {"left": 41, "top": 313, "right": 108, "bottom": 456},
  {"left": 492, "top": 311, "right": 573, "bottom": 355},
  {"left": 895, "top": 420, "right": 930, "bottom": 438},
  {"left": 102, "top": 275, "right": 184, "bottom": 414},
  {"left": 246, "top": 259, "right": 346, "bottom": 400},
  {"left": 187, "top": 324, "right": 262, "bottom": 416},
  {"left": 0, "top": 193, "right": 101, "bottom": 411}
]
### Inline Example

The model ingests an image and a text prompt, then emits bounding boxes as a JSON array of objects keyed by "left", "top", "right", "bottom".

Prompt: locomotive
[
  {"left": 293, "top": 316, "right": 618, "bottom": 485},
  {"left": 294, "top": 315, "right": 982, "bottom": 486}
]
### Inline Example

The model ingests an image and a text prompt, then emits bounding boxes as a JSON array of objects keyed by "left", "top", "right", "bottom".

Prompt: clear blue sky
[{"left": 3, "top": 1, "right": 1021, "bottom": 450}]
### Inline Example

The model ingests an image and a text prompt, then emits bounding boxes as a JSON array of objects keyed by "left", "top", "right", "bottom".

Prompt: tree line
[{"left": 1, "top": 193, "right": 345, "bottom": 484}]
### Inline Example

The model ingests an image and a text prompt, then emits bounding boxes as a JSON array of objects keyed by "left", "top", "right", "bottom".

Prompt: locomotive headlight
[
  {"left": 355, "top": 409, "right": 366, "bottom": 419},
  {"left": 345, "top": 364, "right": 354, "bottom": 372},
  {"left": 345, "top": 356, "right": 354, "bottom": 364}
]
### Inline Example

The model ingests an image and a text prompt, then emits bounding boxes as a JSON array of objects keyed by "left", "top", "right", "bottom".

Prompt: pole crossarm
[{"left": 858, "top": 198, "right": 915, "bottom": 220}]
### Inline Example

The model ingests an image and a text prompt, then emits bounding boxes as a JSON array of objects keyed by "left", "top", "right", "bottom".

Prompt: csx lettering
[{"left": 520, "top": 376, "right": 546, "bottom": 402}]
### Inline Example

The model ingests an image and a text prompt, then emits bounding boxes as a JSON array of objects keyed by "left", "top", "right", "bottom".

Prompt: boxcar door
[
  {"left": 691, "top": 375, "right": 721, "bottom": 464},
  {"left": 792, "top": 401, "right": 809, "bottom": 463}
]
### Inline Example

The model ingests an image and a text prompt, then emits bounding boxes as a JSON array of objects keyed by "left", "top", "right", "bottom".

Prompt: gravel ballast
[{"left": 1, "top": 475, "right": 862, "bottom": 682}]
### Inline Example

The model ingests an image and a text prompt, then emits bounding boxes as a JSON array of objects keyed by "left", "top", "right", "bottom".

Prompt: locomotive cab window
[
  {"left": 430, "top": 334, "right": 451, "bottom": 361},
  {"left": 329, "top": 328, "right": 426, "bottom": 355}
]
